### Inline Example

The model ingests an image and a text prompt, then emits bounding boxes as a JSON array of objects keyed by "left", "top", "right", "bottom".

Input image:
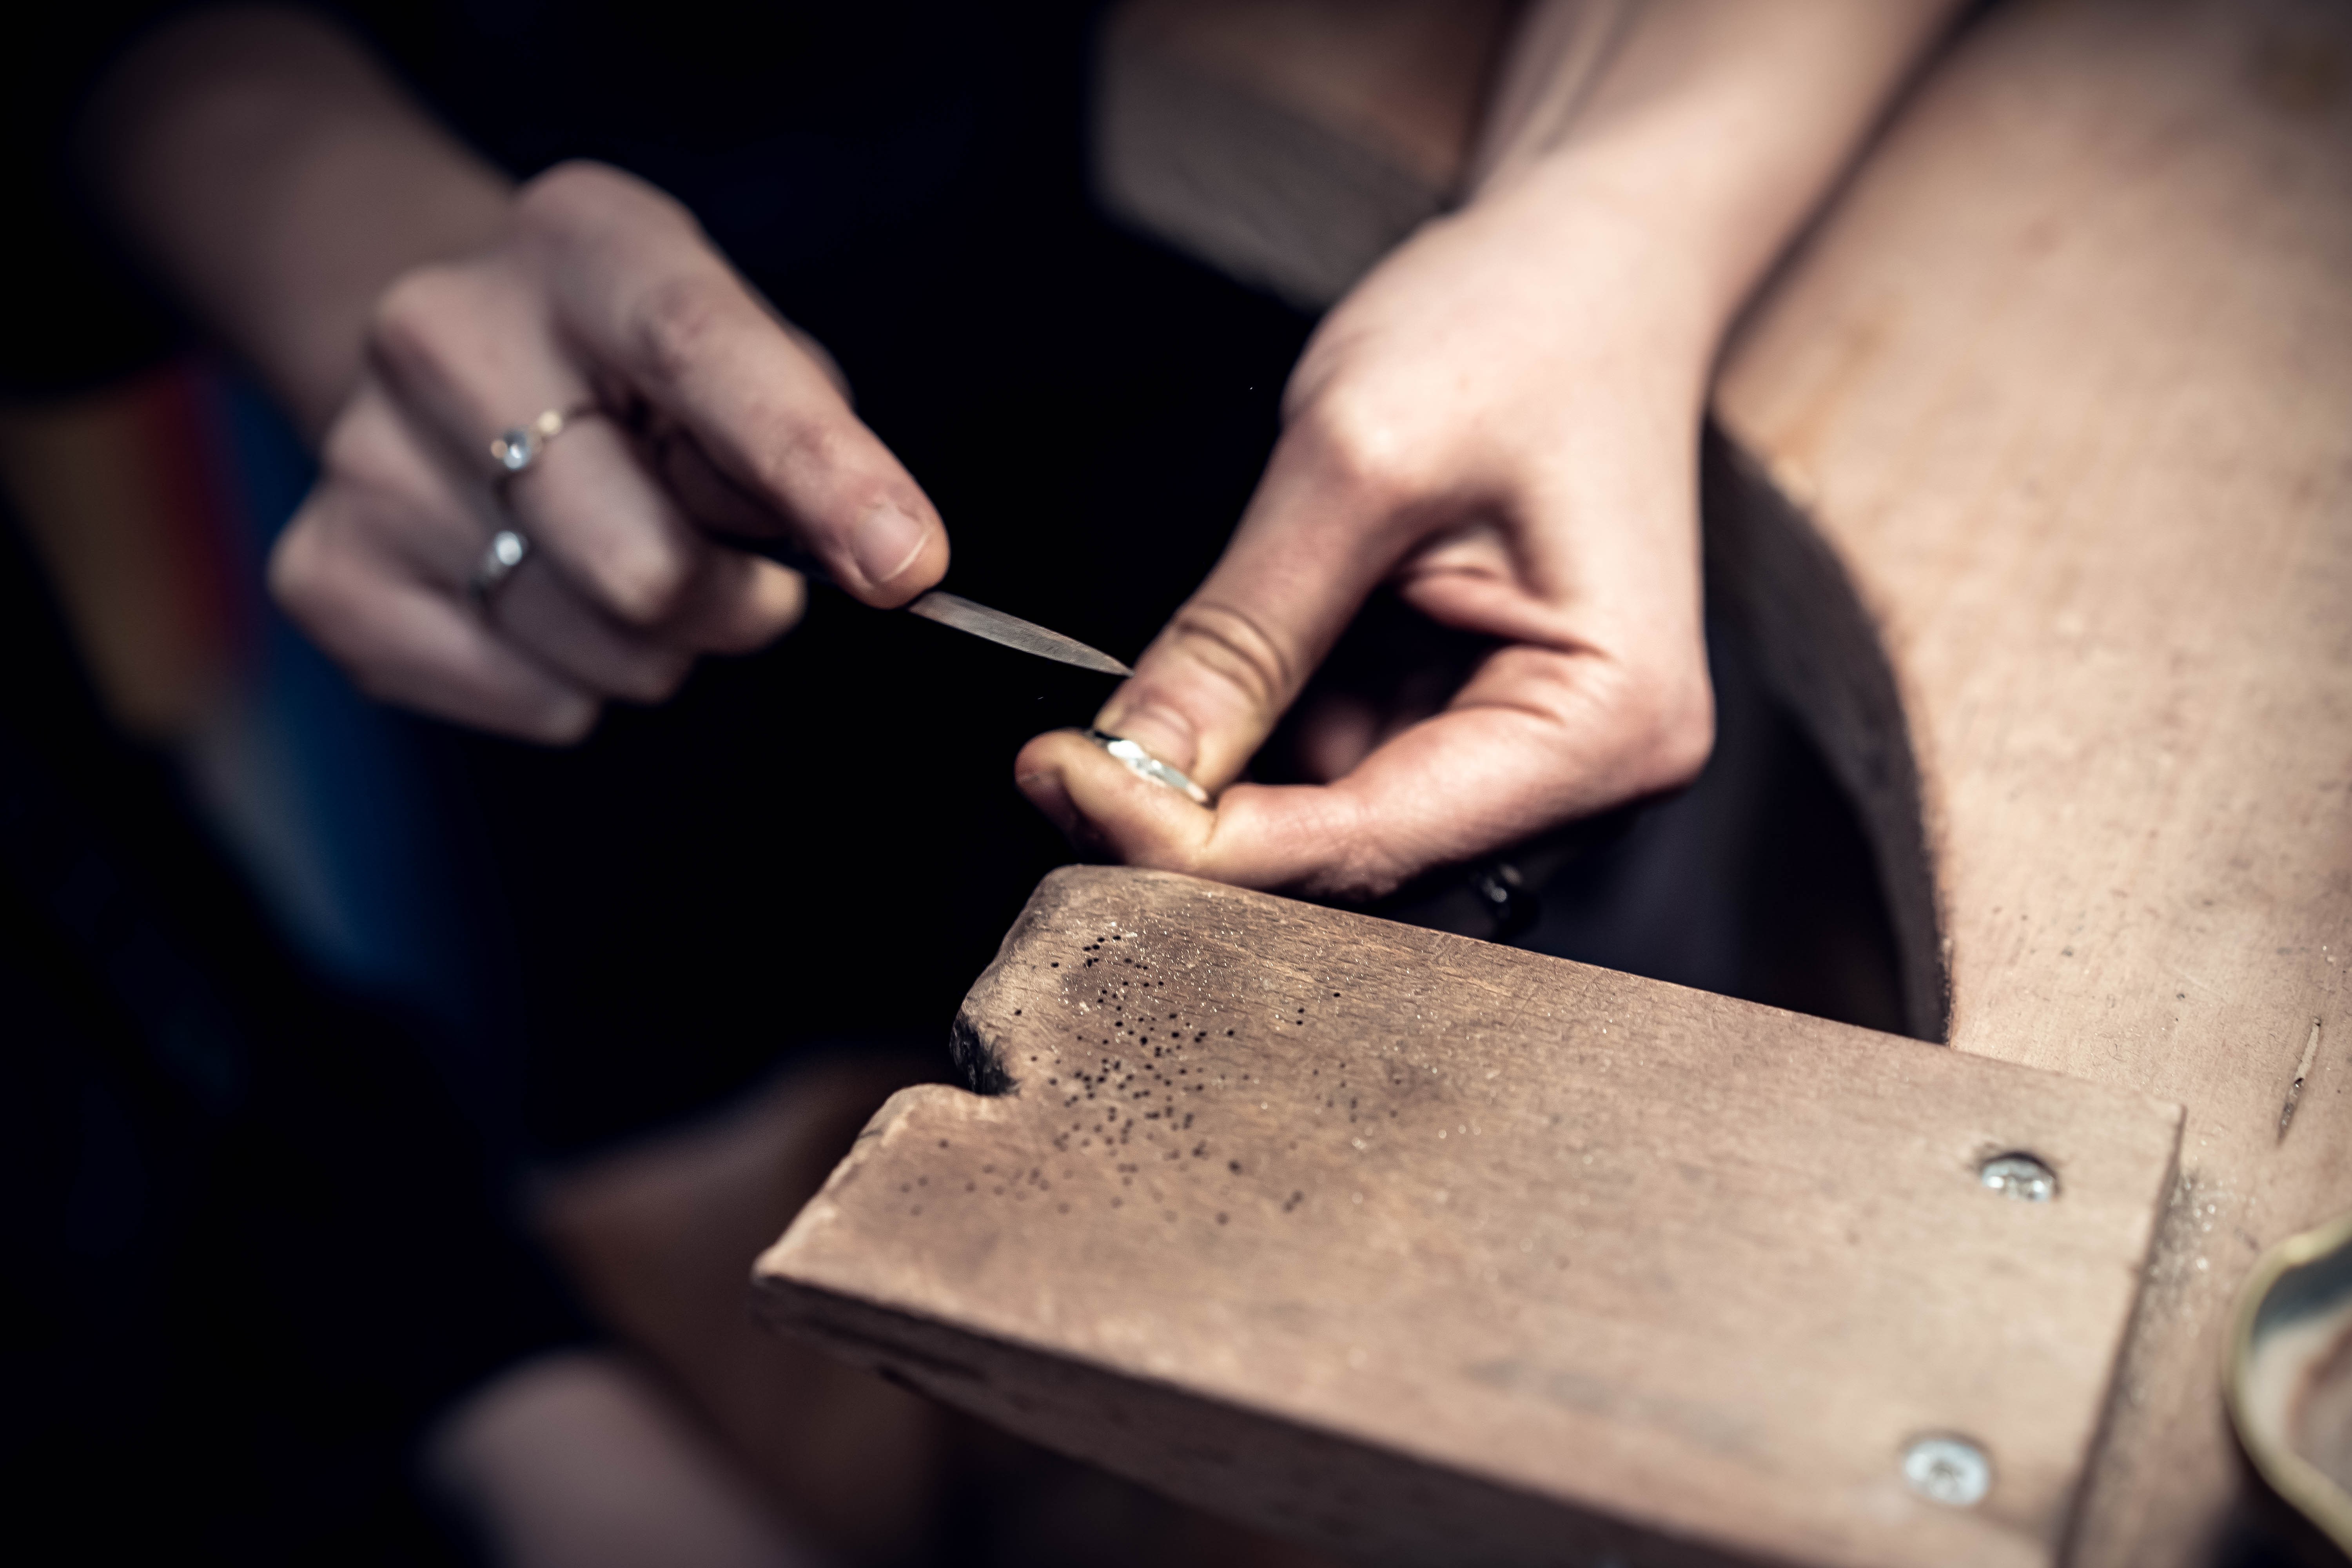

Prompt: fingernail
[
  {"left": 1095, "top": 700, "right": 1197, "bottom": 773},
  {"left": 851, "top": 502, "right": 928, "bottom": 587}
]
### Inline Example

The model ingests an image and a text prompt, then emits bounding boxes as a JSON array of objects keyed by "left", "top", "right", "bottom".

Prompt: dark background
[{"left": 0, "top": 3, "right": 1959, "bottom": 1561}]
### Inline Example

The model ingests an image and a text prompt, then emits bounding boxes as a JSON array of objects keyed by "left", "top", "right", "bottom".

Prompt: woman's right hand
[{"left": 270, "top": 160, "right": 948, "bottom": 742}]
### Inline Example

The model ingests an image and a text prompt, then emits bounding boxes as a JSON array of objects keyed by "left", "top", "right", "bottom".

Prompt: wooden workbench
[{"left": 758, "top": 2, "right": 2352, "bottom": 1562}]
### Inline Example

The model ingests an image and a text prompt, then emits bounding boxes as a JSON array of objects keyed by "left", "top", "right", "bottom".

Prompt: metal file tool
[
  {"left": 738, "top": 537, "right": 1131, "bottom": 677},
  {"left": 900, "top": 591, "right": 1132, "bottom": 677}
]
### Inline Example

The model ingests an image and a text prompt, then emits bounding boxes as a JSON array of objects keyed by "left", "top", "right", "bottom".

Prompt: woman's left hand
[
  {"left": 1016, "top": 0, "right": 1960, "bottom": 899},
  {"left": 1015, "top": 167, "right": 1719, "bottom": 899}
]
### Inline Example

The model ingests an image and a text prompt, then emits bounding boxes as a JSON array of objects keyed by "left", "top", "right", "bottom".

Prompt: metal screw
[
  {"left": 1902, "top": 1435, "right": 1992, "bottom": 1506},
  {"left": 1979, "top": 1152, "right": 2058, "bottom": 1201},
  {"left": 1469, "top": 858, "right": 1538, "bottom": 941}
]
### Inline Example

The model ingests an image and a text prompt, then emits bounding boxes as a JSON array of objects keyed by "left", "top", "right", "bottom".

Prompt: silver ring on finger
[
  {"left": 468, "top": 528, "right": 530, "bottom": 609},
  {"left": 488, "top": 403, "right": 598, "bottom": 481},
  {"left": 475, "top": 403, "right": 592, "bottom": 608},
  {"left": 1083, "top": 729, "right": 1212, "bottom": 805}
]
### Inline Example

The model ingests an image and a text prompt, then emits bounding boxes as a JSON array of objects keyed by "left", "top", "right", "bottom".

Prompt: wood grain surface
[
  {"left": 760, "top": 867, "right": 2183, "bottom": 1568},
  {"left": 1711, "top": 2, "right": 2352, "bottom": 1561},
  {"left": 758, "top": 0, "right": 2352, "bottom": 1561}
]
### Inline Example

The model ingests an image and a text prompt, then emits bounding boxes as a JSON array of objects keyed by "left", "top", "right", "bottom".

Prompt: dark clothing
[
  {"left": 7, "top": 0, "right": 1908, "bottom": 1156},
  {"left": 336, "top": 1, "right": 1323, "bottom": 1151},
  {"left": 2, "top": 6, "right": 1918, "bottom": 1553},
  {"left": 0, "top": 506, "right": 580, "bottom": 1561},
  {"left": 7, "top": 0, "right": 1317, "bottom": 1152},
  {"left": 2, "top": 10, "right": 1296, "bottom": 1551}
]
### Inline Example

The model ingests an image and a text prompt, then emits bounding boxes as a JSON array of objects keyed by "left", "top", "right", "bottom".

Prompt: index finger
[
  {"left": 1017, "top": 642, "right": 1713, "bottom": 900},
  {"left": 519, "top": 162, "right": 947, "bottom": 604}
]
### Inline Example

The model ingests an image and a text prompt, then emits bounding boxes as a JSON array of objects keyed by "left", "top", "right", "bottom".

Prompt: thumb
[
  {"left": 1091, "top": 433, "right": 1405, "bottom": 789},
  {"left": 523, "top": 163, "right": 947, "bottom": 605}
]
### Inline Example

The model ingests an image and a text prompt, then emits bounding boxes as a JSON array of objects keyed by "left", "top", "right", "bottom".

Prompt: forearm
[
  {"left": 1470, "top": 0, "right": 1961, "bottom": 347},
  {"left": 80, "top": 5, "right": 513, "bottom": 437}
]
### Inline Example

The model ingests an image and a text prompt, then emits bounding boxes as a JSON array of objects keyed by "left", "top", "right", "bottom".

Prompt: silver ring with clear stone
[
  {"left": 467, "top": 528, "right": 530, "bottom": 608},
  {"left": 473, "top": 404, "right": 590, "bottom": 608},
  {"left": 488, "top": 403, "right": 596, "bottom": 479}
]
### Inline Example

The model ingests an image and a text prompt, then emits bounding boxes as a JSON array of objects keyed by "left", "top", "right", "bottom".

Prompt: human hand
[
  {"left": 1015, "top": 174, "right": 1719, "bottom": 900},
  {"left": 270, "top": 161, "right": 948, "bottom": 741},
  {"left": 1011, "top": 0, "right": 1964, "bottom": 901}
]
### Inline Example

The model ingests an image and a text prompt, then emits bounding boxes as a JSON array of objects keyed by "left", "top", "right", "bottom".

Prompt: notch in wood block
[{"left": 758, "top": 867, "right": 2182, "bottom": 1567}]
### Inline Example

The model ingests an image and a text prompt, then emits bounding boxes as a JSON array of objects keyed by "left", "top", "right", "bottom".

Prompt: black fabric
[
  {"left": 6, "top": 0, "right": 1307, "bottom": 1150},
  {"left": 316, "top": 0, "right": 1325, "bottom": 1151},
  {"left": 2, "top": 4, "right": 187, "bottom": 396},
  {"left": 340, "top": 0, "right": 1071, "bottom": 281},
  {"left": 0, "top": 509, "right": 580, "bottom": 1563},
  {"left": 465, "top": 221, "right": 1314, "bottom": 1151},
  {"left": 10, "top": 3, "right": 1903, "bottom": 1164}
]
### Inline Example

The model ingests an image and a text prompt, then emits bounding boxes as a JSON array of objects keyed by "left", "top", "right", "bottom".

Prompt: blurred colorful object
[
  {"left": 0, "top": 358, "right": 502, "bottom": 1059},
  {"left": 0, "top": 360, "right": 245, "bottom": 739}
]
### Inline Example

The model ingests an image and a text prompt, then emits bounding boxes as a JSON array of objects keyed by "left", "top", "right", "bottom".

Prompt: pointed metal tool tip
[{"left": 905, "top": 591, "right": 1132, "bottom": 677}]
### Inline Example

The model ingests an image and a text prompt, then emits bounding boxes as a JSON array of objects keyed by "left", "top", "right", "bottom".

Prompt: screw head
[
  {"left": 1979, "top": 1152, "right": 2058, "bottom": 1201},
  {"left": 1902, "top": 1435, "right": 1992, "bottom": 1506}
]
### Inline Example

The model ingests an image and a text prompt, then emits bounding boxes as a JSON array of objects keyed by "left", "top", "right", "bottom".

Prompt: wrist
[
  {"left": 1419, "top": 170, "right": 1724, "bottom": 432},
  {"left": 1474, "top": 148, "right": 1759, "bottom": 356},
  {"left": 83, "top": 8, "right": 514, "bottom": 437},
  {"left": 1465, "top": 0, "right": 1964, "bottom": 354}
]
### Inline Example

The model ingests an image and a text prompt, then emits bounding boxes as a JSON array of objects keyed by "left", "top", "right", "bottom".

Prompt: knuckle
[
  {"left": 316, "top": 406, "right": 410, "bottom": 497},
  {"left": 367, "top": 265, "right": 468, "bottom": 379},
  {"left": 1318, "top": 863, "right": 1402, "bottom": 905},
  {"left": 266, "top": 510, "right": 332, "bottom": 616},
  {"left": 449, "top": 670, "right": 599, "bottom": 744},
  {"left": 1296, "top": 387, "right": 1428, "bottom": 514},
  {"left": 636, "top": 655, "right": 694, "bottom": 703},
  {"left": 1602, "top": 657, "right": 1716, "bottom": 792},
  {"left": 694, "top": 576, "right": 805, "bottom": 654},
  {"left": 588, "top": 542, "right": 697, "bottom": 628},
  {"left": 514, "top": 160, "right": 608, "bottom": 225},
  {"left": 1308, "top": 815, "right": 1406, "bottom": 904},
  {"left": 315, "top": 403, "right": 371, "bottom": 474},
  {"left": 269, "top": 508, "right": 401, "bottom": 659},
  {"left": 514, "top": 160, "right": 681, "bottom": 241},
  {"left": 1650, "top": 685, "right": 1717, "bottom": 788},
  {"left": 1130, "top": 831, "right": 1220, "bottom": 887},
  {"left": 530, "top": 700, "right": 600, "bottom": 746},
  {"left": 632, "top": 272, "right": 738, "bottom": 392},
  {"left": 756, "top": 415, "right": 853, "bottom": 495},
  {"left": 1160, "top": 600, "right": 1294, "bottom": 718}
]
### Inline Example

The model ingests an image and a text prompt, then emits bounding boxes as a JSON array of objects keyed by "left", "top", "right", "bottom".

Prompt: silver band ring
[
  {"left": 473, "top": 403, "right": 592, "bottom": 608},
  {"left": 488, "top": 404, "right": 596, "bottom": 478},
  {"left": 1084, "top": 729, "right": 1212, "bottom": 806},
  {"left": 468, "top": 528, "right": 530, "bottom": 607}
]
